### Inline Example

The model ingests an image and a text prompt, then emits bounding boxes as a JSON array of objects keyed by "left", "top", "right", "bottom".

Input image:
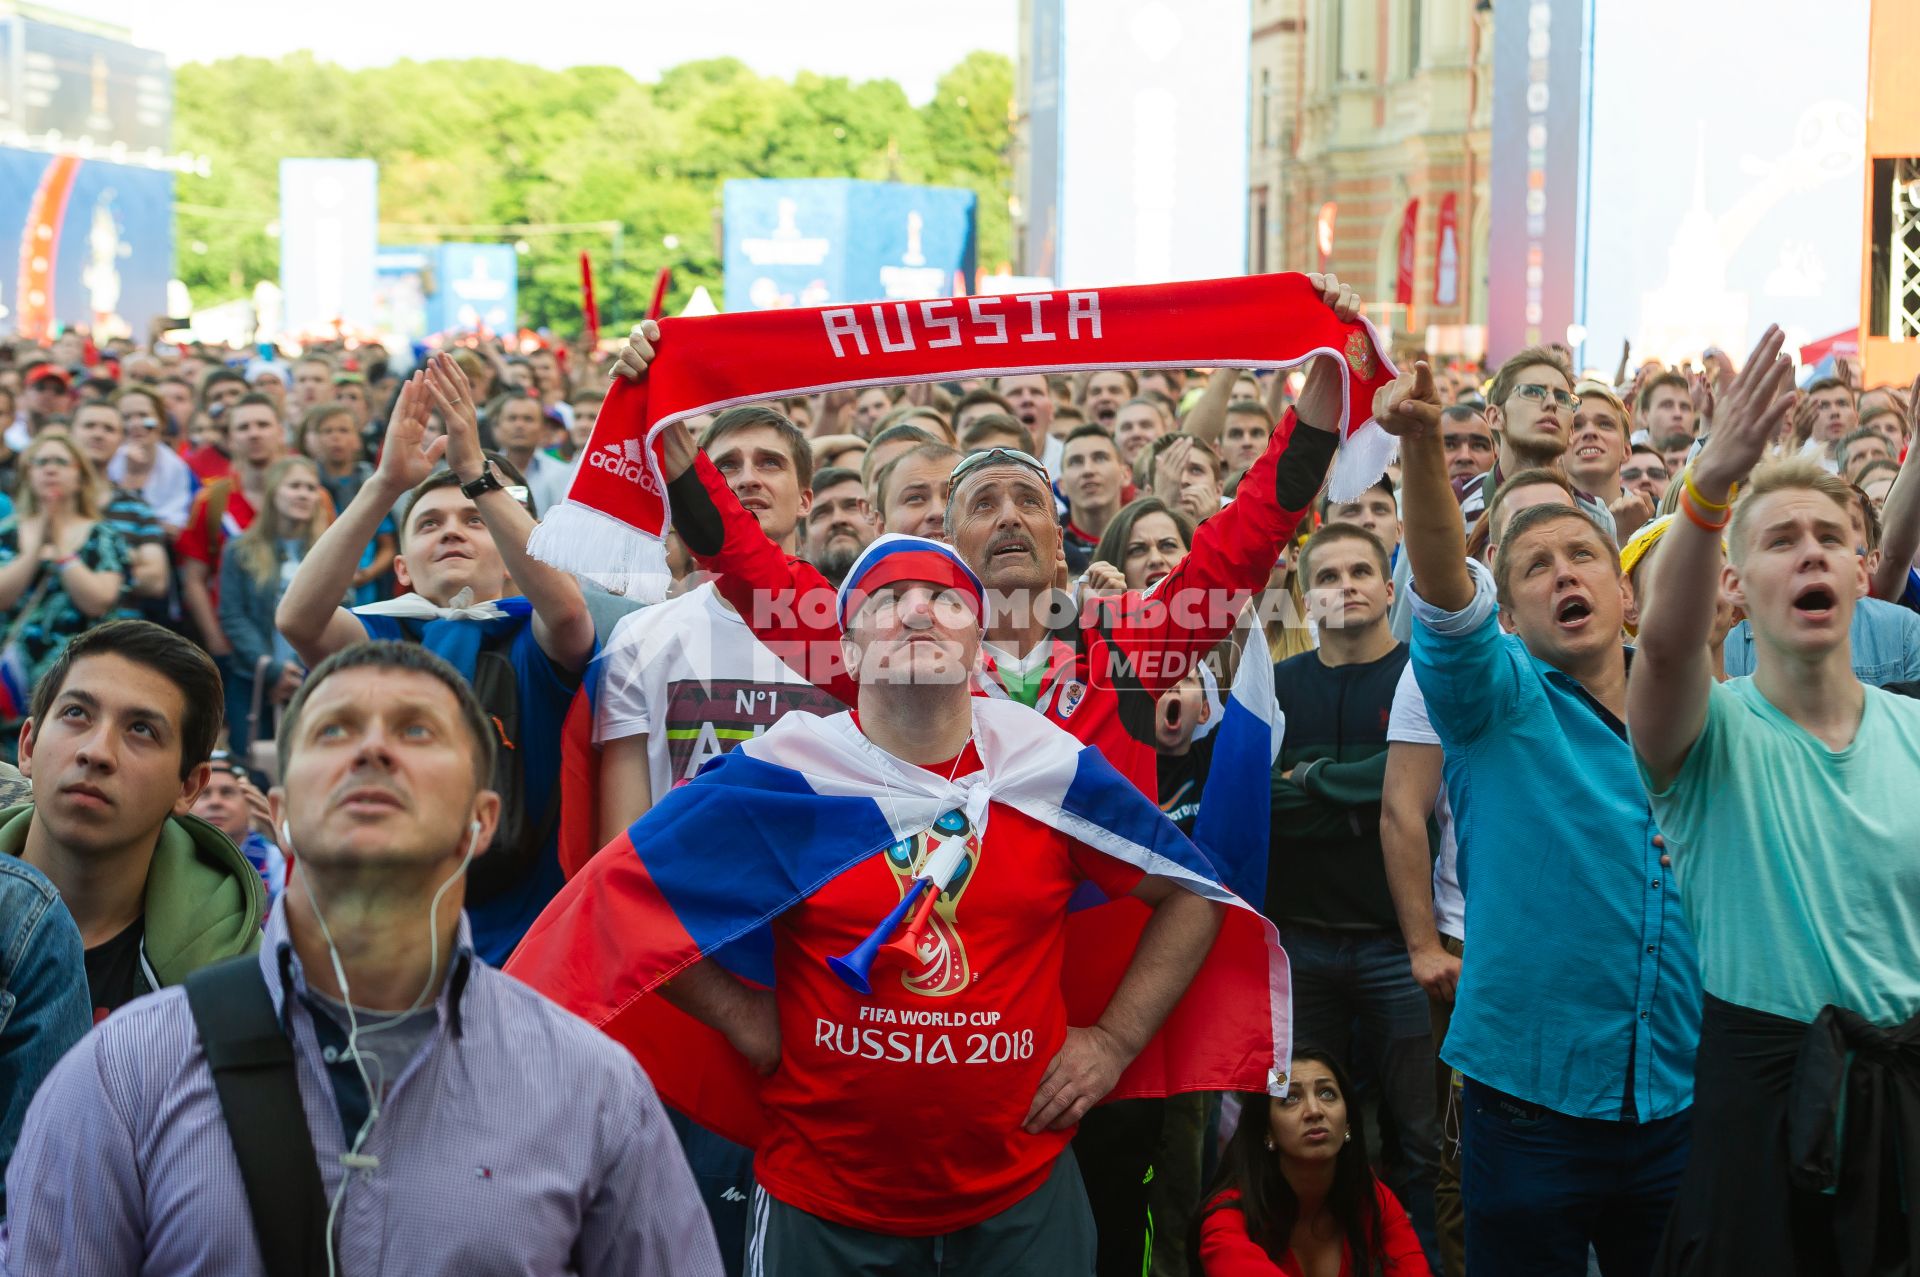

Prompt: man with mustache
[
  {"left": 1, "top": 620, "right": 261, "bottom": 1020},
  {"left": 608, "top": 273, "right": 1365, "bottom": 1277},
  {"left": 802, "top": 464, "right": 877, "bottom": 586}
]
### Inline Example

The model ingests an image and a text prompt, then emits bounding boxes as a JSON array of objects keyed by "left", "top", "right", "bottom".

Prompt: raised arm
[
  {"left": 278, "top": 372, "right": 443, "bottom": 666},
  {"left": 1630, "top": 326, "right": 1797, "bottom": 788},
  {"left": 1377, "top": 362, "right": 1468, "bottom": 611},
  {"left": 1871, "top": 372, "right": 1920, "bottom": 603},
  {"left": 1180, "top": 367, "right": 1239, "bottom": 449},
  {"left": 612, "top": 322, "right": 857, "bottom": 705},
  {"left": 1095, "top": 279, "right": 1364, "bottom": 696},
  {"left": 426, "top": 354, "right": 594, "bottom": 672}
]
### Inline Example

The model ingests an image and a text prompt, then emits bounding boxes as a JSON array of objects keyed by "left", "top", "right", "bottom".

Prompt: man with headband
[
  {"left": 609, "top": 272, "right": 1361, "bottom": 799},
  {"left": 608, "top": 276, "right": 1361, "bottom": 1272},
  {"left": 512, "top": 534, "right": 1266, "bottom": 1276},
  {"left": 9, "top": 642, "right": 720, "bottom": 1275}
]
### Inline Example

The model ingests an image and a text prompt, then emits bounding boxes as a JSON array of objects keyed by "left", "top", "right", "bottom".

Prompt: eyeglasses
[
  {"left": 1512, "top": 383, "right": 1580, "bottom": 409},
  {"left": 29, "top": 453, "right": 75, "bottom": 468},
  {"left": 947, "top": 446, "right": 1050, "bottom": 492},
  {"left": 1621, "top": 465, "right": 1668, "bottom": 482}
]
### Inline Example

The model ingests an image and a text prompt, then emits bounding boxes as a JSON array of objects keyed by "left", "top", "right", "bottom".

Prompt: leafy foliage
[{"left": 172, "top": 51, "right": 1013, "bottom": 332}]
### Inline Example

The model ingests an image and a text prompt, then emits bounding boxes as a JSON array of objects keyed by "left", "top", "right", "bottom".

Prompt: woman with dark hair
[
  {"left": 1196, "top": 1049, "right": 1429, "bottom": 1276},
  {"left": 1092, "top": 495, "right": 1196, "bottom": 591}
]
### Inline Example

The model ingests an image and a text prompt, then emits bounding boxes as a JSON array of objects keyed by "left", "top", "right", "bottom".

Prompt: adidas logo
[
  {"left": 719, "top": 1187, "right": 748, "bottom": 1202},
  {"left": 588, "top": 438, "right": 660, "bottom": 493}
]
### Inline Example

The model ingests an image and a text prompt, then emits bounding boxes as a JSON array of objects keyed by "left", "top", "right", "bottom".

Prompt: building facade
[{"left": 1249, "top": 0, "right": 1493, "bottom": 359}]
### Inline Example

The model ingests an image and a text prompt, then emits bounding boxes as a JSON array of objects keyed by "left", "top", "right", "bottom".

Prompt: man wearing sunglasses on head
[{"left": 610, "top": 273, "right": 1365, "bottom": 1277}]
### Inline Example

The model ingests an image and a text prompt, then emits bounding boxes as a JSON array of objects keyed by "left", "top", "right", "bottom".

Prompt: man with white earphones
[{"left": 5, "top": 640, "right": 721, "bottom": 1277}]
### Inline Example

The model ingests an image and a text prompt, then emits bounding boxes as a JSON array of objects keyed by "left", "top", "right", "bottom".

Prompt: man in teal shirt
[
  {"left": 1630, "top": 327, "right": 1920, "bottom": 1275},
  {"left": 1377, "top": 352, "right": 1701, "bottom": 1277}
]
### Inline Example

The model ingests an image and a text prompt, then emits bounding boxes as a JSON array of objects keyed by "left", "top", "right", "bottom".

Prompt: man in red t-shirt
[
  {"left": 660, "top": 537, "right": 1223, "bottom": 1274},
  {"left": 176, "top": 392, "right": 288, "bottom": 656}
]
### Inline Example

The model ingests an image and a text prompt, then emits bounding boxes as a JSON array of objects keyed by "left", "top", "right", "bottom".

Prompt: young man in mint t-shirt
[{"left": 1629, "top": 326, "right": 1920, "bottom": 1275}]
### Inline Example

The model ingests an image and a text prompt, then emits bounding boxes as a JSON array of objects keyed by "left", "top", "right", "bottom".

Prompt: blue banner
[
  {"left": 431, "top": 242, "right": 517, "bottom": 335},
  {"left": 0, "top": 146, "right": 172, "bottom": 340},
  {"left": 723, "top": 179, "right": 976, "bottom": 312},
  {"left": 372, "top": 243, "right": 518, "bottom": 342}
]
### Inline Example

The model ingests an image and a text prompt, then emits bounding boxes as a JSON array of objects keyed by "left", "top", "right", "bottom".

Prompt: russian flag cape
[
  {"left": 508, "top": 697, "right": 1291, "bottom": 1150},
  {"left": 1191, "top": 632, "right": 1286, "bottom": 908}
]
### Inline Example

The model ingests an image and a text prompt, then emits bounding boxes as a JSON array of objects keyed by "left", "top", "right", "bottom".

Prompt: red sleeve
[
  {"left": 1197, "top": 1195, "right": 1289, "bottom": 1276},
  {"left": 176, "top": 489, "right": 215, "bottom": 567},
  {"left": 684, "top": 453, "right": 858, "bottom": 706},
  {"left": 1373, "top": 1181, "right": 1431, "bottom": 1277},
  {"left": 1093, "top": 409, "right": 1321, "bottom": 697}
]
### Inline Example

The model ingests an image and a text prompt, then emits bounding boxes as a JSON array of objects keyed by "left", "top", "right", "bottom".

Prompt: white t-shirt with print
[{"left": 594, "top": 581, "right": 844, "bottom": 800}]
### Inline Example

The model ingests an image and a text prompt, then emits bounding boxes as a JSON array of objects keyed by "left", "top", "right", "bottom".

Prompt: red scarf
[{"left": 533, "top": 272, "right": 1398, "bottom": 597}]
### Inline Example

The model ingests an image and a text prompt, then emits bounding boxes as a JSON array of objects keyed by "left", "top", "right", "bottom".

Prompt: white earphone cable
[{"left": 284, "top": 816, "right": 484, "bottom": 1277}]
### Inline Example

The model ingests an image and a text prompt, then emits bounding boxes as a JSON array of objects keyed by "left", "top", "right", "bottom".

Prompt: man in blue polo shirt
[
  {"left": 276, "top": 354, "right": 595, "bottom": 964},
  {"left": 1374, "top": 360, "right": 1701, "bottom": 1277}
]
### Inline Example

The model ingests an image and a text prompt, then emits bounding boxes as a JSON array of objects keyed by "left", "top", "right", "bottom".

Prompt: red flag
[
  {"left": 647, "top": 267, "right": 671, "bottom": 321},
  {"left": 579, "top": 252, "right": 599, "bottom": 349},
  {"left": 1395, "top": 199, "right": 1420, "bottom": 308}
]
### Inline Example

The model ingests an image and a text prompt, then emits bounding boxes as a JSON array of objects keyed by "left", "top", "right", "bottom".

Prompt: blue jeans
[
  {"left": 1279, "top": 923, "right": 1441, "bottom": 1267},
  {"left": 1460, "top": 1077, "right": 1690, "bottom": 1277},
  {"left": 215, "top": 653, "right": 253, "bottom": 759}
]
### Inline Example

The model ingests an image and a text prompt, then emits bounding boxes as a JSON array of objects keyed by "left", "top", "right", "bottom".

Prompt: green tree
[
  {"left": 921, "top": 51, "right": 1014, "bottom": 273},
  {"left": 172, "top": 49, "right": 1015, "bottom": 333}
]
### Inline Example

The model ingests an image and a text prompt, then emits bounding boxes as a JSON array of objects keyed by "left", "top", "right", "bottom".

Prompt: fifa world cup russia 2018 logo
[{"left": 882, "top": 810, "right": 982, "bottom": 997}]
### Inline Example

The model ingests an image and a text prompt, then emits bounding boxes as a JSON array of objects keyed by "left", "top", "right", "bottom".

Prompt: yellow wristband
[{"left": 1682, "top": 464, "right": 1731, "bottom": 514}]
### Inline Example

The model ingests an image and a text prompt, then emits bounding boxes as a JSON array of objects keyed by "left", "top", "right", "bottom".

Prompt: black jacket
[{"left": 1266, "top": 642, "right": 1409, "bottom": 930}]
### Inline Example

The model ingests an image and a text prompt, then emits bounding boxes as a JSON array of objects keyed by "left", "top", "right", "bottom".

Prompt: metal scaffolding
[{"left": 1889, "top": 158, "right": 1920, "bottom": 341}]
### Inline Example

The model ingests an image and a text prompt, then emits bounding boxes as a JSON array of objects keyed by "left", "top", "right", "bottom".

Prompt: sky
[{"left": 57, "top": 0, "right": 1019, "bottom": 103}]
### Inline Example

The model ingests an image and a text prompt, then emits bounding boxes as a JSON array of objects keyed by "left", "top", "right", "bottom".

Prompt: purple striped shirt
[{"left": 3, "top": 902, "right": 722, "bottom": 1276}]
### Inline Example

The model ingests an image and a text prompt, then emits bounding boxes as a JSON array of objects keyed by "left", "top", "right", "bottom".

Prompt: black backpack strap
[{"left": 184, "top": 955, "right": 331, "bottom": 1277}]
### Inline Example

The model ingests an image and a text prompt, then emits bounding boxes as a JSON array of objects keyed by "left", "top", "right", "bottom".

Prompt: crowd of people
[{"left": 0, "top": 269, "right": 1913, "bottom": 1277}]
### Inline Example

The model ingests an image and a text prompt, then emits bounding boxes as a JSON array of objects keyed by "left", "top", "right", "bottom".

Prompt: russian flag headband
[
  {"left": 531, "top": 272, "right": 1397, "bottom": 602},
  {"left": 835, "top": 534, "right": 985, "bottom": 630}
]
